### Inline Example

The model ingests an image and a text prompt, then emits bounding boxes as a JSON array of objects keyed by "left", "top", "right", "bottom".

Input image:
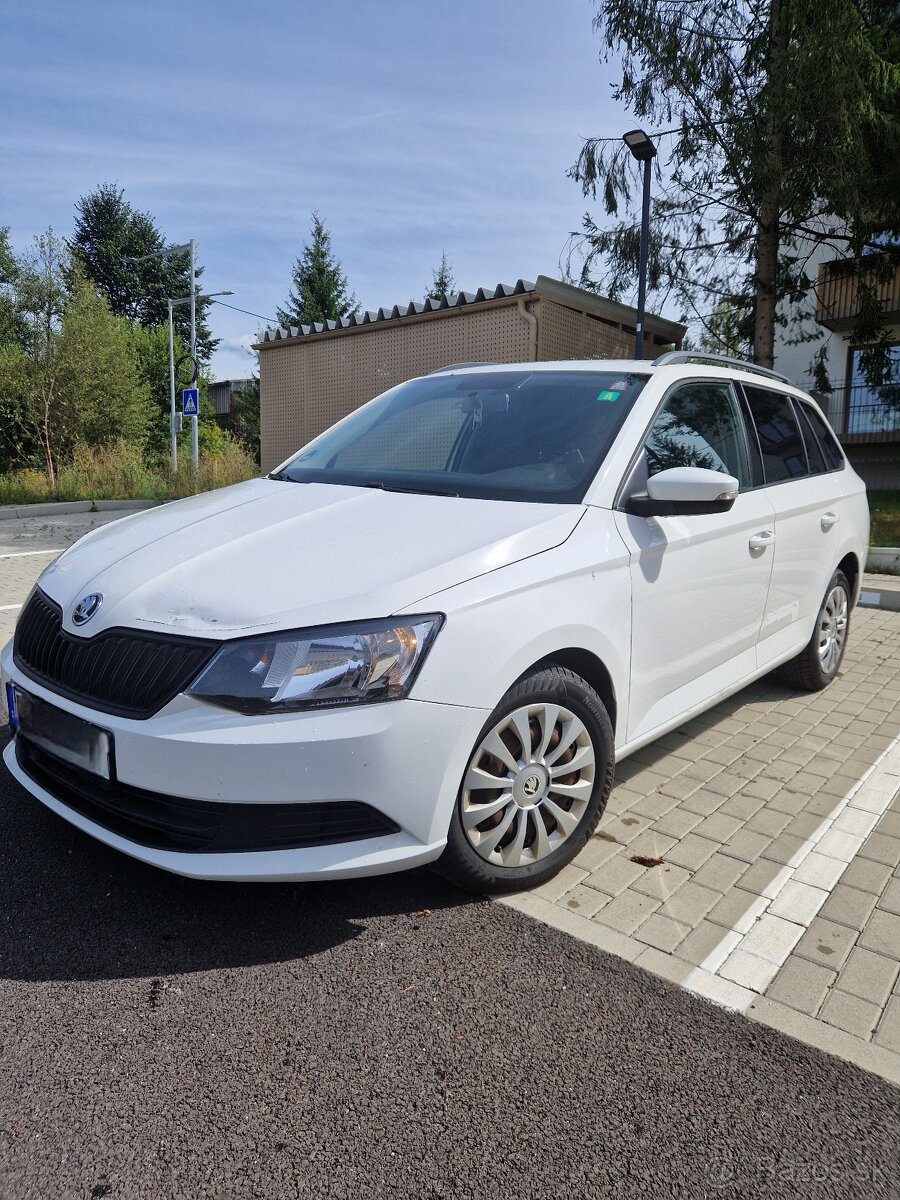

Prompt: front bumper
[{"left": 1, "top": 638, "right": 489, "bottom": 881}]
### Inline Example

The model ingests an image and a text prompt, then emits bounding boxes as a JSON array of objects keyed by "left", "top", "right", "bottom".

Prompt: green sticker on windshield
[{"left": 597, "top": 390, "right": 621, "bottom": 402}]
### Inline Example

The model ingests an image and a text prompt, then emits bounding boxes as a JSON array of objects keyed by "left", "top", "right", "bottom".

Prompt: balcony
[{"left": 815, "top": 254, "right": 900, "bottom": 333}]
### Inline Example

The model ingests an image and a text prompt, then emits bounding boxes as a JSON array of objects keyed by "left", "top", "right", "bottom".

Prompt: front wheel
[
  {"left": 437, "top": 665, "right": 614, "bottom": 894},
  {"left": 778, "top": 568, "right": 852, "bottom": 691}
]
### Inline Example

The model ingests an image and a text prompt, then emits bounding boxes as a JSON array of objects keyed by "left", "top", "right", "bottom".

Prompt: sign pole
[{"left": 189, "top": 238, "right": 199, "bottom": 474}]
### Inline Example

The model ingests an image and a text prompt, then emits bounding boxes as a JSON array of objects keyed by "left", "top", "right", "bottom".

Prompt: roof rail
[
  {"left": 428, "top": 362, "right": 493, "bottom": 374},
  {"left": 652, "top": 350, "right": 794, "bottom": 386}
]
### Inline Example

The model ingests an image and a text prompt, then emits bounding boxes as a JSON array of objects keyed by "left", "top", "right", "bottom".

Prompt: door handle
[
  {"left": 749, "top": 530, "right": 776, "bottom": 551},
  {"left": 821, "top": 511, "right": 839, "bottom": 531}
]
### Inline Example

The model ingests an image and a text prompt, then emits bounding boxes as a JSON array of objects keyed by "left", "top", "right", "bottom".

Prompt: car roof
[{"left": 428, "top": 358, "right": 812, "bottom": 399}]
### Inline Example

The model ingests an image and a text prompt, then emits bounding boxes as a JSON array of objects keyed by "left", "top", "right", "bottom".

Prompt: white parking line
[
  {"left": 685, "top": 732, "right": 900, "bottom": 1008},
  {"left": 0, "top": 604, "right": 22, "bottom": 611},
  {"left": 0, "top": 549, "right": 64, "bottom": 558}
]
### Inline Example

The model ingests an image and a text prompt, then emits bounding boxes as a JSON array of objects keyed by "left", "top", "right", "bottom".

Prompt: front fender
[{"left": 402, "top": 508, "right": 632, "bottom": 751}]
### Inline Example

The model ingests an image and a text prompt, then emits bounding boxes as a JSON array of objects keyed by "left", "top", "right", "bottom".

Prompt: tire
[
  {"left": 436, "top": 664, "right": 614, "bottom": 894},
  {"left": 778, "top": 569, "right": 852, "bottom": 692}
]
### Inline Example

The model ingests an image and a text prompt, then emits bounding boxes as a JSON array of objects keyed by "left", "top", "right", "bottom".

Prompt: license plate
[
  {"left": 4, "top": 683, "right": 18, "bottom": 731},
  {"left": 15, "top": 689, "right": 112, "bottom": 780}
]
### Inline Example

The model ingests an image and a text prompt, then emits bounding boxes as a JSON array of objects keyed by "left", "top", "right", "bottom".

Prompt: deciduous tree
[{"left": 0, "top": 242, "right": 149, "bottom": 483}]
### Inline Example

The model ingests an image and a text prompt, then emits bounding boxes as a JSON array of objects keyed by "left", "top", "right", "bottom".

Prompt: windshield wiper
[
  {"left": 268, "top": 471, "right": 296, "bottom": 482},
  {"left": 357, "top": 480, "right": 459, "bottom": 498}
]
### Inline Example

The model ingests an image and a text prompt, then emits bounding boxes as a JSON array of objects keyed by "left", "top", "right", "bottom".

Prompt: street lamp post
[
  {"left": 166, "top": 290, "right": 233, "bottom": 472},
  {"left": 189, "top": 240, "right": 198, "bottom": 471},
  {"left": 123, "top": 240, "right": 198, "bottom": 468},
  {"left": 167, "top": 298, "right": 177, "bottom": 469},
  {"left": 622, "top": 128, "right": 657, "bottom": 360}
]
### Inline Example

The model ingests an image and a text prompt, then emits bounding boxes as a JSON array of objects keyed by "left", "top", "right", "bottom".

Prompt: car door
[
  {"left": 742, "top": 384, "right": 852, "bottom": 666},
  {"left": 614, "top": 379, "right": 776, "bottom": 745}
]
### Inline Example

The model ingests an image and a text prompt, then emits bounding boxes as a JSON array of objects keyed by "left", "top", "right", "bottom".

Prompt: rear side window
[
  {"left": 794, "top": 402, "right": 828, "bottom": 474},
  {"left": 799, "top": 402, "right": 845, "bottom": 471},
  {"left": 744, "top": 386, "right": 807, "bottom": 482}
]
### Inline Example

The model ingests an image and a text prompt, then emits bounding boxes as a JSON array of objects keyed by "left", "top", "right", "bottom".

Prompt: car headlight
[{"left": 185, "top": 615, "right": 443, "bottom": 714}]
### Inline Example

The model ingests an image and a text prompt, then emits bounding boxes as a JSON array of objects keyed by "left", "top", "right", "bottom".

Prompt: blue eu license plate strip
[{"left": 5, "top": 682, "right": 18, "bottom": 732}]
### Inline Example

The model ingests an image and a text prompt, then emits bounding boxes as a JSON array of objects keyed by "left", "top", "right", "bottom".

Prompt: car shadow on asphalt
[
  {"left": 0, "top": 672, "right": 803, "bottom": 987},
  {"left": 0, "top": 730, "right": 473, "bottom": 985}
]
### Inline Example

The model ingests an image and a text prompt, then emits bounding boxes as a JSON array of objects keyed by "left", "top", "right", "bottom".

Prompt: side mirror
[{"left": 625, "top": 467, "right": 739, "bottom": 517}]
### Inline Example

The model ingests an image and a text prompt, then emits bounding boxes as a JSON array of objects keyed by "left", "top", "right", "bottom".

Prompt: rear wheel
[
  {"left": 437, "top": 665, "right": 614, "bottom": 893},
  {"left": 778, "top": 569, "right": 851, "bottom": 691}
]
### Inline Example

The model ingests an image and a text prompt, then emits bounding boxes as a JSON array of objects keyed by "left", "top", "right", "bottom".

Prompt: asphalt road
[{"left": 0, "top": 728, "right": 897, "bottom": 1200}]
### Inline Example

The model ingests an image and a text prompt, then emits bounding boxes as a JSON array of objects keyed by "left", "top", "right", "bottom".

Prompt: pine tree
[
  {"left": 70, "top": 183, "right": 217, "bottom": 361},
  {"left": 277, "top": 213, "right": 357, "bottom": 327},
  {"left": 425, "top": 252, "right": 456, "bottom": 301}
]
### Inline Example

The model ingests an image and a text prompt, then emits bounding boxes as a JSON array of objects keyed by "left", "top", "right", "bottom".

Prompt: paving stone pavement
[{"left": 505, "top": 604, "right": 900, "bottom": 1084}]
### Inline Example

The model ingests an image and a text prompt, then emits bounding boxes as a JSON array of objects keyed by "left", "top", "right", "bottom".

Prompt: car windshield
[{"left": 274, "top": 369, "right": 648, "bottom": 503}]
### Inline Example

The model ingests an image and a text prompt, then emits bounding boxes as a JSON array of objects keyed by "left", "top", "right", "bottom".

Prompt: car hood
[{"left": 39, "top": 478, "right": 583, "bottom": 638}]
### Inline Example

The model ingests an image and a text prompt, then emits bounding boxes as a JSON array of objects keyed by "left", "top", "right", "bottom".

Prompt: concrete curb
[
  {"left": 866, "top": 546, "right": 900, "bottom": 574},
  {"left": 0, "top": 500, "right": 160, "bottom": 521}
]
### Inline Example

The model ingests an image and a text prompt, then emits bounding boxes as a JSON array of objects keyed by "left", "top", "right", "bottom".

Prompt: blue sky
[{"left": 2, "top": 0, "right": 628, "bottom": 379}]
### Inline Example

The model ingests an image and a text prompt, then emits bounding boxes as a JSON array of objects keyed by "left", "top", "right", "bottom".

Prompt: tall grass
[
  {"left": 868, "top": 490, "right": 900, "bottom": 548},
  {"left": 0, "top": 440, "right": 258, "bottom": 506}
]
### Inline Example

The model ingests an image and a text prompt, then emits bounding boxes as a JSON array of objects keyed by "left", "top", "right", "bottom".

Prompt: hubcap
[
  {"left": 460, "top": 702, "right": 596, "bottom": 868},
  {"left": 817, "top": 585, "right": 848, "bottom": 674}
]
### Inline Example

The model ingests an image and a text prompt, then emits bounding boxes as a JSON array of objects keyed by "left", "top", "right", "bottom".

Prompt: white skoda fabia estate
[{"left": 1, "top": 354, "right": 869, "bottom": 892}]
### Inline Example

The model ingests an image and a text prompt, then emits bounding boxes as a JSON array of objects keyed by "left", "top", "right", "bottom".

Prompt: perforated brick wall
[
  {"left": 259, "top": 301, "right": 532, "bottom": 471},
  {"left": 539, "top": 299, "right": 637, "bottom": 361}
]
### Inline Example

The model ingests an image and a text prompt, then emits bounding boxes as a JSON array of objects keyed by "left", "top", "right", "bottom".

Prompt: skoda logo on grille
[{"left": 72, "top": 593, "right": 103, "bottom": 626}]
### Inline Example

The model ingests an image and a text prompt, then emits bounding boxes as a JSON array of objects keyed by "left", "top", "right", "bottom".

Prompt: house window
[{"left": 846, "top": 345, "right": 900, "bottom": 435}]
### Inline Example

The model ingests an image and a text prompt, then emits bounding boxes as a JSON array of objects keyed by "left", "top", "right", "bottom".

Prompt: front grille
[
  {"left": 16, "top": 738, "right": 400, "bottom": 853},
  {"left": 14, "top": 590, "right": 218, "bottom": 719}
]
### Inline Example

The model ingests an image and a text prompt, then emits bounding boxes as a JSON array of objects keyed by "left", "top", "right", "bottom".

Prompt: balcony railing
[{"left": 815, "top": 255, "right": 900, "bottom": 333}]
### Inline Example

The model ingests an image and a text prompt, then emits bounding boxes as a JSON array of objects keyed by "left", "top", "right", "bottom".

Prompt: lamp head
[{"left": 623, "top": 129, "right": 657, "bottom": 162}]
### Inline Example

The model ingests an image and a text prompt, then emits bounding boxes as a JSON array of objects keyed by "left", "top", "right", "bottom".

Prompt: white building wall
[{"left": 773, "top": 238, "right": 848, "bottom": 392}]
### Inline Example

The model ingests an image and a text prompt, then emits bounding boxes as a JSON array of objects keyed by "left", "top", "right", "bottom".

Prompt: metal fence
[{"left": 821, "top": 382, "right": 900, "bottom": 493}]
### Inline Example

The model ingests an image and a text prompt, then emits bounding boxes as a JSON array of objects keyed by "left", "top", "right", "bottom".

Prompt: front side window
[
  {"left": 643, "top": 381, "right": 750, "bottom": 487},
  {"left": 744, "top": 386, "right": 808, "bottom": 482},
  {"left": 276, "top": 370, "right": 648, "bottom": 503}
]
